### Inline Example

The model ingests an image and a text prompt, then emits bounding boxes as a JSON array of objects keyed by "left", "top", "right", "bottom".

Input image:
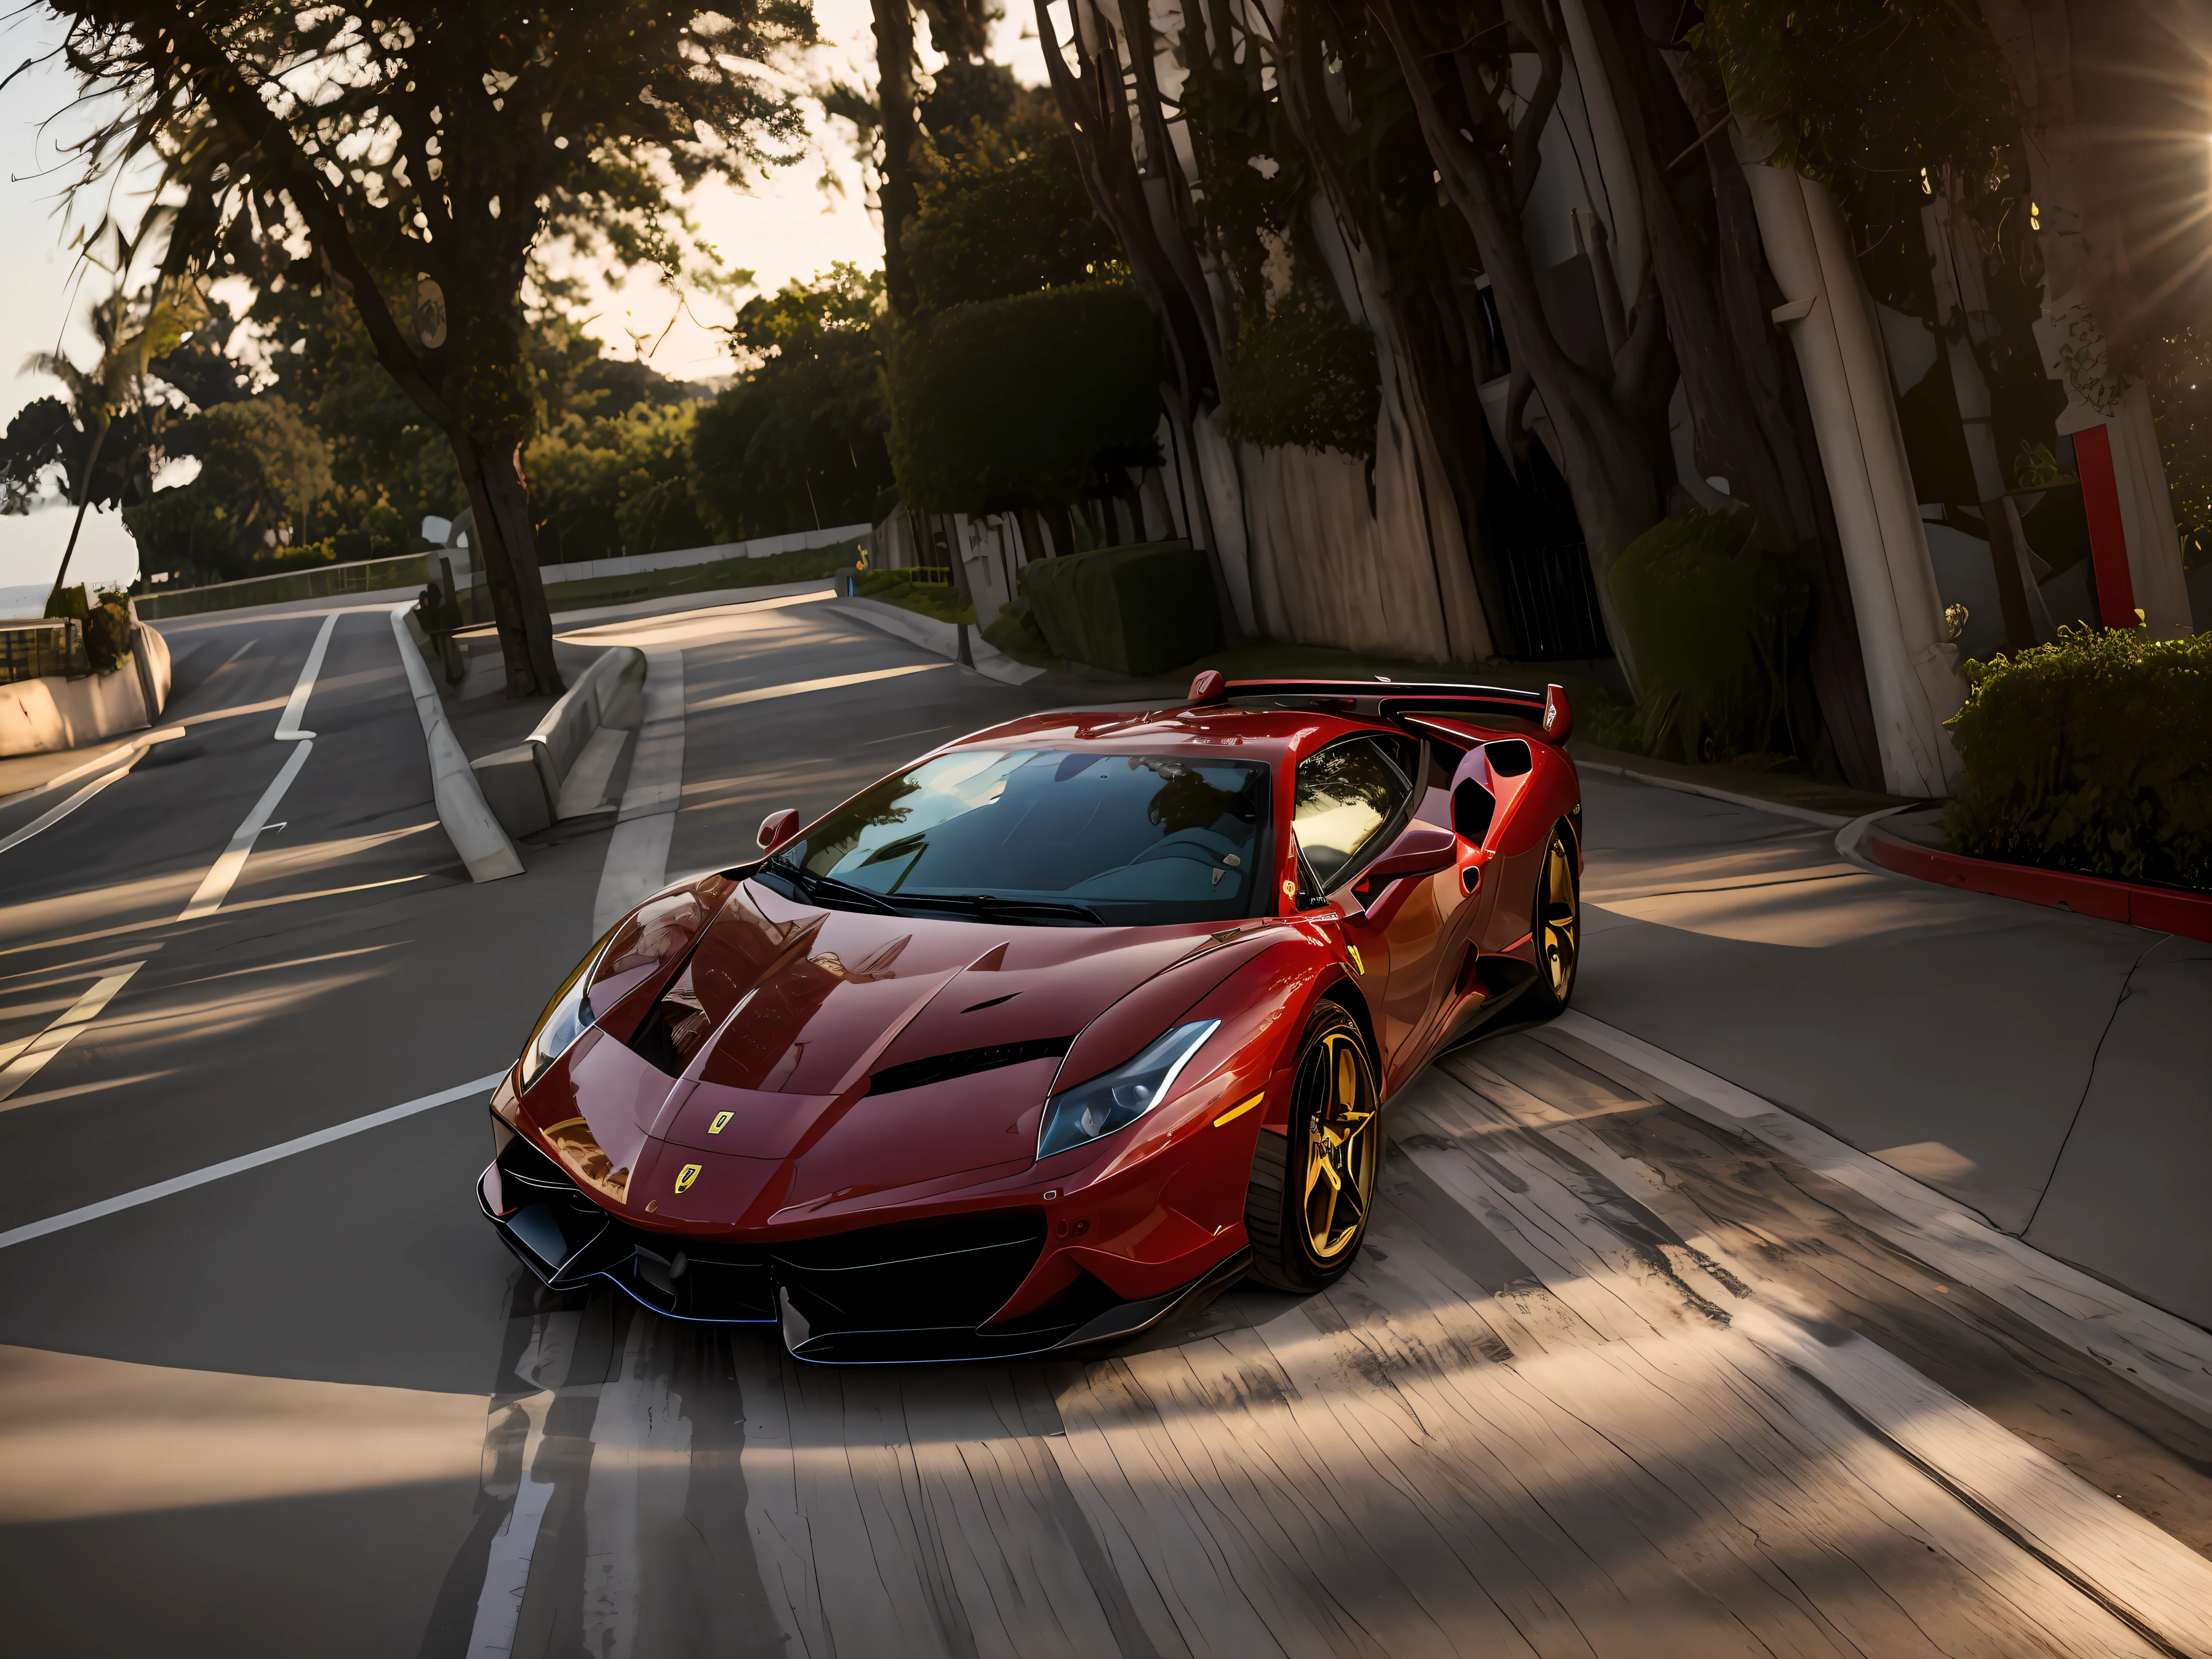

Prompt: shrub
[
  {"left": 1222, "top": 299, "right": 1381, "bottom": 460},
  {"left": 1608, "top": 507, "right": 1812, "bottom": 764},
  {"left": 1019, "top": 541, "right": 1222, "bottom": 676},
  {"left": 982, "top": 597, "right": 1057, "bottom": 669},
  {"left": 885, "top": 282, "right": 1162, "bottom": 516},
  {"left": 1947, "top": 624, "right": 2212, "bottom": 889},
  {"left": 44, "top": 583, "right": 133, "bottom": 671}
]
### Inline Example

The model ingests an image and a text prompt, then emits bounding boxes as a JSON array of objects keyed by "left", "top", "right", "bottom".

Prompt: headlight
[
  {"left": 518, "top": 946, "right": 604, "bottom": 1091},
  {"left": 1038, "top": 1020, "right": 1219, "bottom": 1159}
]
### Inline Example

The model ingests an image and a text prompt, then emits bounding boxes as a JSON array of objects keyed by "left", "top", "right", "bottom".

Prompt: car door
[{"left": 1292, "top": 732, "right": 1467, "bottom": 1073}]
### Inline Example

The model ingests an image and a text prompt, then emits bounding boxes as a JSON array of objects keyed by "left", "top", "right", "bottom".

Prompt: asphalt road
[{"left": 1, "top": 595, "right": 2207, "bottom": 1657}]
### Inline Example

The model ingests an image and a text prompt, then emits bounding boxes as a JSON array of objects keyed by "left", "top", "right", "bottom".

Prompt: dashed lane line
[
  {"left": 0, "top": 962, "right": 147, "bottom": 1107},
  {"left": 0, "top": 1071, "right": 506, "bottom": 1250}
]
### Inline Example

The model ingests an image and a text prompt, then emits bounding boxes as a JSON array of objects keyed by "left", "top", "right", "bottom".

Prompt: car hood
[{"left": 518, "top": 877, "right": 1264, "bottom": 1230}]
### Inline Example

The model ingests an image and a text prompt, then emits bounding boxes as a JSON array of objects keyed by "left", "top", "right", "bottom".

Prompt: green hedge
[
  {"left": 885, "top": 282, "right": 1162, "bottom": 515},
  {"left": 1608, "top": 507, "right": 1811, "bottom": 764},
  {"left": 1019, "top": 541, "right": 1220, "bottom": 677},
  {"left": 1947, "top": 624, "right": 2212, "bottom": 889}
]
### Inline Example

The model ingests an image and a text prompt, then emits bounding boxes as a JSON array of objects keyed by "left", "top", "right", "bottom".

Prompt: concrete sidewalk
[{"left": 1575, "top": 767, "right": 2210, "bottom": 1330}]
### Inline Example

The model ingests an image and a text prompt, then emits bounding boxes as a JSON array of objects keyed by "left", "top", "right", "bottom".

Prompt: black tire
[
  {"left": 1244, "top": 1001, "right": 1382, "bottom": 1292},
  {"left": 1523, "top": 822, "right": 1580, "bottom": 1019}
]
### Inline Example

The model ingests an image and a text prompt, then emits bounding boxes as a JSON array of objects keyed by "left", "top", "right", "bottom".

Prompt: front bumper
[{"left": 479, "top": 1134, "right": 1247, "bottom": 1363}]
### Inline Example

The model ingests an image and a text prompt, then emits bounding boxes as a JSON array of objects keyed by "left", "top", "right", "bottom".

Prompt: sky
[{"left": 0, "top": 1, "right": 1049, "bottom": 598}]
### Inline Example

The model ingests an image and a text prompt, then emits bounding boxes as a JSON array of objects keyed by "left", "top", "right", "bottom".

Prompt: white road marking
[
  {"left": 0, "top": 962, "right": 146, "bottom": 1105},
  {"left": 592, "top": 648, "right": 685, "bottom": 938},
  {"left": 1542, "top": 1010, "right": 2212, "bottom": 1427},
  {"left": 274, "top": 611, "right": 339, "bottom": 740},
  {"left": 466, "top": 1311, "right": 581, "bottom": 1657},
  {"left": 176, "top": 740, "right": 314, "bottom": 919},
  {"left": 0, "top": 1070, "right": 505, "bottom": 1251},
  {"left": 1400, "top": 1054, "right": 2212, "bottom": 1659},
  {"left": 686, "top": 660, "right": 949, "bottom": 713},
  {"left": 0, "top": 873, "right": 424, "bottom": 962},
  {"left": 213, "top": 637, "right": 258, "bottom": 675},
  {"left": 0, "top": 724, "right": 188, "bottom": 827},
  {"left": 0, "top": 766, "right": 134, "bottom": 859},
  {"left": 174, "top": 611, "right": 345, "bottom": 918}
]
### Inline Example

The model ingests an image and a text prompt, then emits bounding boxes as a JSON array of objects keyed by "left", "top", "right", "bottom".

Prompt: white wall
[{"left": 0, "top": 626, "right": 166, "bottom": 757}]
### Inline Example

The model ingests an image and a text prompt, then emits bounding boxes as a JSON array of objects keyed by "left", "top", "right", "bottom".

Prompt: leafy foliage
[
  {"left": 1948, "top": 624, "right": 2212, "bottom": 889},
  {"left": 884, "top": 282, "right": 1162, "bottom": 516},
  {"left": 41, "top": 583, "right": 135, "bottom": 671},
  {"left": 690, "top": 264, "right": 893, "bottom": 541},
  {"left": 530, "top": 399, "right": 704, "bottom": 562},
  {"left": 1223, "top": 299, "right": 1381, "bottom": 460},
  {"left": 1607, "top": 507, "right": 1814, "bottom": 765},
  {"left": 1688, "top": 1, "right": 2015, "bottom": 195},
  {"left": 2141, "top": 325, "right": 2212, "bottom": 568},
  {"left": 903, "top": 84, "right": 1121, "bottom": 320},
  {"left": 41, "top": 0, "right": 822, "bottom": 687}
]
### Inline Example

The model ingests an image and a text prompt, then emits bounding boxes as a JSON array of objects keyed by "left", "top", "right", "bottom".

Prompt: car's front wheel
[{"left": 1244, "top": 1002, "right": 1381, "bottom": 1292}]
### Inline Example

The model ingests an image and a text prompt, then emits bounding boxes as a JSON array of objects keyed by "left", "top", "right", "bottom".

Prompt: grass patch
[
  {"left": 542, "top": 541, "right": 859, "bottom": 613},
  {"left": 854, "top": 566, "right": 976, "bottom": 626}
]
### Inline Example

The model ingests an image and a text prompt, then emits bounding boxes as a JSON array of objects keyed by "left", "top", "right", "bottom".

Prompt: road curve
[{"left": 1, "top": 596, "right": 2207, "bottom": 1658}]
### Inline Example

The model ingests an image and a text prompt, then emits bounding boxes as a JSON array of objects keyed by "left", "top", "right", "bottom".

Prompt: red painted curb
[{"left": 1865, "top": 824, "right": 2212, "bottom": 943}]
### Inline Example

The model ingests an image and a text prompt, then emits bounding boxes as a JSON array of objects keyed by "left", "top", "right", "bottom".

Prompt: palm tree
[{"left": 27, "top": 221, "right": 202, "bottom": 605}]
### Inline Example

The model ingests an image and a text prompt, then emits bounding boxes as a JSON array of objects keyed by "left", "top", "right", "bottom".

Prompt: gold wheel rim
[
  {"left": 1299, "top": 1031, "right": 1380, "bottom": 1262},
  {"left": 1541, "top": 834, "right": 1577, "bottom": 1001}
]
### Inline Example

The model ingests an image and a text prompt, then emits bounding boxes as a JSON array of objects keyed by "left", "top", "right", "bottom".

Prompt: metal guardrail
[
  {"left": 134, "top": 554, "right": 434, "bottom": 620},
  {"left": 0, "top": 618, "right": 83, "bottom": 686}
]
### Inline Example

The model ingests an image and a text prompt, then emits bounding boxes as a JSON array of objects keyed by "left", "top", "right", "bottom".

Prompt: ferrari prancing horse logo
[
  {"left": 674, "top": 1163, "right": 702, "bottom": 1194},
  {"left": 708, "top": 1111, "right": 734, "bottom": 1134}
]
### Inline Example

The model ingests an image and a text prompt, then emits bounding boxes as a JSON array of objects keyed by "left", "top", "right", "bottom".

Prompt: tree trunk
[
  {"left": 50, "top": 418, "right": 112, "bottom": 605},
  {"left": 1605, "top": 5, "right": 1884, "bottom": 788},
  {"left": 873, "top": 0, "right": 921, "bottom": 319},
  {"left": 455, "top": 436, "right": 563, "bottom": 698},
  {"left": 1371, "top": 0, "right": 1677, "bottom": 693},
  {"left": 1034, "top": 0, "right": 1245, "bottom": 644}
]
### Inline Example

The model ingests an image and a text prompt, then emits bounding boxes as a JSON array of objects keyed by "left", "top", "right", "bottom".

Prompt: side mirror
[
  {"left": 1364, "top": 824, "right": 1458, "bottom": 882},
  {"left": 758, "top": 808, "right": 801, "bottom": 852}
]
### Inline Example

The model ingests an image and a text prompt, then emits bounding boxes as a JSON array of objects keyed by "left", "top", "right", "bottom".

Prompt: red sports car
[{"left": 480, "top": 675, "right": 1583, "bottom": 1361}]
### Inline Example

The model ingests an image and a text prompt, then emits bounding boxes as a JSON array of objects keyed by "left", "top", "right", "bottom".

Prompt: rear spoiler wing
[{"left": 1186, "top": 673, "right": 1574, "bottom": 745}]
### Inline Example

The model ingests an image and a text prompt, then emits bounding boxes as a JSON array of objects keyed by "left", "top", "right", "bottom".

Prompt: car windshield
[{"left": 756, "top": 749, "right": 1273, "bottom": 926}]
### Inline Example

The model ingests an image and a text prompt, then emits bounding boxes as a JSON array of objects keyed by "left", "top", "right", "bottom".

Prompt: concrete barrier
[
  {"left": 0, "top": 618, "right": 172, "bottom": 757},
  {"left": 469, "top": 647, "right": 646, "bottom": 837},
  {"left": 387, "top": 606, "right": 522, "bottom": 882}
]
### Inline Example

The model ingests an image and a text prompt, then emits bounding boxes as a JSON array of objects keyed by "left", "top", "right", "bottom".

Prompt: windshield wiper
[
  {"left": 893, "top": 893, "right": 1103, "bottom": 926},
  {"left": 763, "top": 855, "right": 901, "bottom": 916}
]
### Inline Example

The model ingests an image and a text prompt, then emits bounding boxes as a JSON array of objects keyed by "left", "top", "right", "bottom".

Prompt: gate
[{"left": 1495, "top": 541, "right": 1611, "bottom": 660}]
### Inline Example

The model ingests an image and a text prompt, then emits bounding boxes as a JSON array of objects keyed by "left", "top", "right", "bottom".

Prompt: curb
[
  {"left": 1858, "top": 819, "right": 2212, "bottom": 943},
  {"left": 1573, "top": 757, "right": 1854, "bottom": 828},
  {"left": 836, "top": 595, "right": 1048, "bottom": 685},
  {"left": 387, "top": 605, "right": 523, "bottom": 883}
]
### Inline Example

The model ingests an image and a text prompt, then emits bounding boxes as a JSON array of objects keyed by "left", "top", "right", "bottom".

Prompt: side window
[{"left": 1293, "top": 737, "right": 1413, "bottom": 892}]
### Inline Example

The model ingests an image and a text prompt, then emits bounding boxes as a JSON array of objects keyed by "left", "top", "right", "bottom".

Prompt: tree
[
  {"left": 902, "top": 80, "right": 1121, "bottom": 319},
  {"left": 12, "top": 252, "right": 202, "bottom": 603},
  {"left": 39, "top": 0, "right": 815, "bottom": 694},
  {"left": 690, "top": 264, "right": 895, "bottom": 541}
]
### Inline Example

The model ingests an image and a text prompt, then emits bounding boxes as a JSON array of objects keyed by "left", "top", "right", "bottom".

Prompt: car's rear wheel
[
  {"left": 1244, "top": 1002, "right": 1381, "bottom": 1292},
  {"left": 1523, "top": 822, "right": 1580, "bottom": 1019}
]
